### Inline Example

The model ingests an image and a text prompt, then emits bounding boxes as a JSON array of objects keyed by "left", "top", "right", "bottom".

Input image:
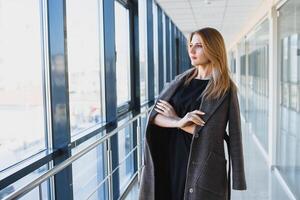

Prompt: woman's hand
[
  {"left": 180, "top": 123, "right": 197, "bottom": 135},
  {"left": 154, "top": 99, "right": 178, "bottom": 119},
  {"left": 177, "top": 110, "right": 206, "bottom": 129}
]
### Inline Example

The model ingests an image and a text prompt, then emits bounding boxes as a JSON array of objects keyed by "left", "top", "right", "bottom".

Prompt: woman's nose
[{"left": 189, "top": 47, "right": 195, "bottom": 54}]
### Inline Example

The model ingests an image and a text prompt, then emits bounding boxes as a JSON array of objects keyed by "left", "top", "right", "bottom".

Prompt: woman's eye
[{"left": 189, "top": 44, "right": 202, "bottom": 48}]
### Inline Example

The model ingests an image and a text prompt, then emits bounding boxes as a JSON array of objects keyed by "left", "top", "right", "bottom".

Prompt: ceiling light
[{"left": 204, "top": 0, "right": 211, "bottom": 4}]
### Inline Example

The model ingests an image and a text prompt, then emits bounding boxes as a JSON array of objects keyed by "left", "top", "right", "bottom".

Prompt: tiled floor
[{"left": 124, "top": 120, "right": 293, "bottom": 200}]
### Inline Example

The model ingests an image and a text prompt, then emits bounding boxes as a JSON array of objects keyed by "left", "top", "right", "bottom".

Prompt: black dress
[{"left": 167, "top": 78, "right": 210, "bottom": 200}]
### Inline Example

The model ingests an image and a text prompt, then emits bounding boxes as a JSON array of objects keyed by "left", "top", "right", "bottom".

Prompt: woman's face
[{"left": 188, "top": 33, "right": 210, "bottom": 66}]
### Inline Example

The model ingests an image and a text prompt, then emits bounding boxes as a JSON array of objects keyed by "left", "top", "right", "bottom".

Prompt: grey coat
[{"left": 138, "top": 67, "right": 247, "bottom": 200}]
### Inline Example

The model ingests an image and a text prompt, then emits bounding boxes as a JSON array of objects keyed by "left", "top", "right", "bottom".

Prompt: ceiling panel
[{"left": 156, "top": 0, "right": 264, "bottom": 47}]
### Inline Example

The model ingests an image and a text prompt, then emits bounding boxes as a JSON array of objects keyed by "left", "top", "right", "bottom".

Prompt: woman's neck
[{"left": 195, "top": 65, "right": 212, "bottom": 79}]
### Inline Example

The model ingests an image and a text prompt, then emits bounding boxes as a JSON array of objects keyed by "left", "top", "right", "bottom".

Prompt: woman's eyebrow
[{"left": 190, "top": 42, "right": 202, "bottom": 45}]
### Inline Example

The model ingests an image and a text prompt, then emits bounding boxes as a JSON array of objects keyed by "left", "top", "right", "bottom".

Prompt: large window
[
  {"left": 245, "top": 19, "right": 269, "bottom": 152},
  {"left": 115, "top": 1, "right": 131, "bottom": 107},
  {"left": 139, "top": 0, "right": 148, "bottom": 104},
  {"left": 228, "top": 50, "right": 237, "bottom": 80},
  {"left": 66, "top": 0, "right": 105, "bottom": 138},
  {"left": 117, "top": 116, "right": 134, "bottom": 194},
  {"left": 162, "top": 13, "right": 167, "bottom": 85},
  {"left": 0, "top": 1, "right": 50, "bottom": 199},
  {"left": 153, "top": 1, "right": 159, "bottom": 97},
  {"left": 0, "top": 0, "right": 47, "bottom": 172},
  {"left": 277, "top": 0, "right": 300, "bottom": 198},
  {"left": 238, "top": 38, "right": 247, "bottom": 118},
  {"left": 72, "top": 142, "right": 107, "bottom": 200}
]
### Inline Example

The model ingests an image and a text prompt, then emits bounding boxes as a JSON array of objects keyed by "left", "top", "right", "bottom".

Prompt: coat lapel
[{"left": 195, "top": 89, "right": 230, "bottom": 133}]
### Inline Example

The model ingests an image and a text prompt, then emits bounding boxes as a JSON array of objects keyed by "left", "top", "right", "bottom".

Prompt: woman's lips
[{"left": 191, "top": 56, "right": 197, "bottom": 60}]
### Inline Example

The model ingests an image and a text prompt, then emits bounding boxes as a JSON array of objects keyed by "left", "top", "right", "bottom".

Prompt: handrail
[{"left": 3, "top": 106, "right": 153, "bottom": 200}]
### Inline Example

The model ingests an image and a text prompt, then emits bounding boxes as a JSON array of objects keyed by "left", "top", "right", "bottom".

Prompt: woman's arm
[
  {"left": 152, "top": 113, "right": 202, "bottom": 135},
  {"left": 152, "top": 113, "right": 180, "bottom": 128}
]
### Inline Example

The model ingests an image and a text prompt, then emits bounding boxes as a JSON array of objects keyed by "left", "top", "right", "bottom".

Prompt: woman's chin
[{"left": 191, "top": 61, "right": 200, "bottom": 66}]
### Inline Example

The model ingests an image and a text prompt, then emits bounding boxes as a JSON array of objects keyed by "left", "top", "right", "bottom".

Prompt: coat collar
[{"left": 157, "top": 67, "right": 230, "bottom": 131}]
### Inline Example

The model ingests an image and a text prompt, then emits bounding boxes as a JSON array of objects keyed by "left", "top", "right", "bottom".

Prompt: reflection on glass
[
  {"left": 72, "top": 143, "right": 107, "bottom": 200},
  {"left": 115, "top": 1, "right": 131, "bottom": 106},
  {"left": 238, "top": 38, "right": 247, "bottom": 118},
  {"left": 153, "top": 1, "right": 159, "bottom": 97},
  {"left": 0, "top": 165, "right": 49, "bottom": 199},
  {"left": 66, "top": 0, "right": 104, "bottom": 137},
  {"left": 139, "top": 0, "right": 148, "bottom": 104},
  {"left": 229, "top": 51, "right": 237, "bottom": 81},
  {"left": 0, "top": 0, "right": 46, "bottom": 171},
  {"left": 162, "top": 13, "right": 167, "bottom": 85},
  {"left": 245, "top": 19, "right": 269, "bottom": 152},
  {"left": 277, "top": 0, "right": 300, "bottom": 198},
  {"left": 140, "top": 114, "right": 147, "bottom": 165},
  {"left": 117, "top": 116, "right": 134, "bottom": 195}
]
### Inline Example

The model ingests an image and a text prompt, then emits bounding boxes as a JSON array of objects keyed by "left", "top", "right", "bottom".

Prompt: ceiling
[{"left": 155, "top": 0, "right": 265, "bottom": 48}]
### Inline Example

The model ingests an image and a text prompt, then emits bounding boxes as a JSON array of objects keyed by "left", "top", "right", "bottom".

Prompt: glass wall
[
  {"left": 0, "top": 0, "right": 46, "bottom": 172},
  {"left": 162, "top": 12, "right": 167, "bottom": 85},
  {"left": 115, "top": 1, "right": 131, "bottom": 107},
  {"left": 228, "top": 50, "right": 237, "bottom": 81},
  {"left": 117, "top": 116, "right": 135, "bottom": 195},
  {"left": 0, "top": 1, "right": 50, "bottom": 198},
  {"left": 72, "top": 142, "right": 107, "bottom": 200},
  {"left": 66, "top": 0, "right": 105, "bottom": 139},
  {"left": 246, "top": 19, "right": 269, "bottom": 152},
  {"left": 153, "top": 1, "right": 159, "bottom": 97},
  {"left": 277, "top": 0, "right": 300, "bottom": 198},
  {"left": 139, "top": 0, "right": 148, "bottom": 104},
  {"left": 238, "top": 38, "right": 248, "bottom": 118},
  {"left": 0, "top": 0, "right": 190, "bottom": 199}
]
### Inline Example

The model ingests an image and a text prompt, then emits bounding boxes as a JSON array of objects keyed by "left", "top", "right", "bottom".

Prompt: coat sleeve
[{"left": 228, "top": 87, "right": 247, "bottom": 190}]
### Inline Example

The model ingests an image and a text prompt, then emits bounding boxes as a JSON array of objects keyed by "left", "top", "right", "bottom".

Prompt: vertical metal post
[
  {"left": 38, "top": 184, "right": 43, "bottom": 200},
  {"left": 107, "top": 138, "right": 113, "bottom": 200},
  {"left": 136, "top": 117, "right": 142, "bottom": 182}
]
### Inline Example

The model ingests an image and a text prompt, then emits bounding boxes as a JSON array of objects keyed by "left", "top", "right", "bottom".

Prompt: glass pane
[
  {"left": 72, "top": 142, "right": 107, "bottom": 200},
  {"left": 0, "top": 0, "right": 46, "bottom": 171},
  {"left": 153, "top": 1, "right": 159, "bottom": 97},
  {"left": 0, "top": 164, "right": 50, "bottom": 199},
  {"left": 277, "top": 0, "right": 300, "bottom": 198},
  {"left": 245, "top": 19, "right": 269, "bottom": 152},
  {"left": 138, "top": 0, "right": 148, "bottom": 104},
  {"left": 117, "top": 115, "right": 134, "bottom": 195},
  {"left": 115, "top": 1, "right": 131, "bottom": 106},
  {"left": 238, "top": 39, "right": 247, "bottom": 118},
  {"left": 66, "top": 0, "right": 105, "bottom": 138}
]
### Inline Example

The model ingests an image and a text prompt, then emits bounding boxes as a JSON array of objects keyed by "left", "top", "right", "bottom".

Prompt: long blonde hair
[{"left": 184, "top": 27, "right": 235, "bottom": 100}]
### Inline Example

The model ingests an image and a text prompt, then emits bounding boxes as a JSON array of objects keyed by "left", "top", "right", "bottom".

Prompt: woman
[{"left": 138, "top": 27, "right": 247, "bottom": 200}]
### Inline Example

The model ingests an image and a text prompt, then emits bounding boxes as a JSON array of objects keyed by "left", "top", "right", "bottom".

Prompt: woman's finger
[
  {"left": 189, "top": 114, "right": 205, "bottom": 125},
  {"left": 156, "top": 102, "right": 168, "bottom": 109},
  {"left": 191, "top": 110, "right": 205, "bottom": 115},
  {"left": 154, "top": 108, "right": 164, "bottom": 114},
  {"left": 189, "top": 118, "right": 202, "bottom": 125},
  {"left": 157, "top": 101, "right": 172, "bottom": 110},
  {"left": 155, "top": 104, "right": 166, "bottom": 111},
  {"left": 159, "top": 99, "right": 173, "bottom": 108}
]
